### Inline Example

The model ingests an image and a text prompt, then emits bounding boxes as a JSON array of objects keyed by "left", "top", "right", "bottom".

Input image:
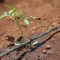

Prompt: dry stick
[{"left": 0, "top": 25, "right": 60, "bottom": 57}]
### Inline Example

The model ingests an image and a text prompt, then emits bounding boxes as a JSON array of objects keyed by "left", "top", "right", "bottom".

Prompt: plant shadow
[{"left": 15, "top": 30, "right": 60, "bottom": 60}]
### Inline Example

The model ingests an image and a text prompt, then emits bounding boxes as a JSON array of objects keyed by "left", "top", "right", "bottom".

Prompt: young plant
[
  {"left": 0, "top": 8, "right": 37, "bottom": 44},
  {"left": 0, "top": 8, "right": 30, "bottom": 42}
]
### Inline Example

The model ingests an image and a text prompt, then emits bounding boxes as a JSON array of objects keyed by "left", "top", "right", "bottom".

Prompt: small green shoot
[
  {"left": 0, "top": 8, "right": 37, "bottom": 43},
  {"left": 0, "top": 8, "right": 30, "bottom": 42},
  {"left": 0, "top": 12, "right": 8, "bottom": 19}
]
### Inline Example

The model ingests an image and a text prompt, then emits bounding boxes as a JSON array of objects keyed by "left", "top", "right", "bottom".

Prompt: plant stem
[
  {"left": 15, "top": 19, "right": 24, "bottom": 42},
  {"left": 9, "top": 15, "right": 24, "bottom": 42}
]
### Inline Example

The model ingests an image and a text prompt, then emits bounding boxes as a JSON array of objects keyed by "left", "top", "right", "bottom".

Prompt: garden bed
[{"left": 0, "top": 0, "right": 60, "bottom": 60}]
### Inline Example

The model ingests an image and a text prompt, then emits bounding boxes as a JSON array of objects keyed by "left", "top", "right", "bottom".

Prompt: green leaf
[
  {"left": 8, "top": 8, "right": 22, "bottom": 17},
  {"left": 23, "top": 18, "right": 29, "bottom": 25},
  {"left": 0, "top": 12, "right": 9, "bottom": 19},
  {"left": 8, "top": 8, "right": 19, "bottom": 17},
  {"left": 8, "top": 8, "right": 17, "bottom": 14},
  {"left": 4, "top": 12, "right": 9, "bottom": 16},
  {"left": 12, "top": 8, "right": 16, "bottom": 12},
  {"left": 0, "top": 15, "right": 6, "bottom": 19}
]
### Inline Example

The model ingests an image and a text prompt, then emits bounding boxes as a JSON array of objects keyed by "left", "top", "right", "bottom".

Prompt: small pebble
[
  {"left": 45, "top": 45, "right": 51, "bottom": 50},
  {"left": 52, "top": 22, "right": 58, "bottom": 26},
  {"left": 42, "top": 49, "right": 47, "bottom": 54},
  {"left": 30, "top": 21, "right": 34, "bottom": 23}
]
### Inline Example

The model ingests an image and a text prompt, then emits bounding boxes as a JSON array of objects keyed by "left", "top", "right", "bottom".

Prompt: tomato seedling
[{"left": 0, "top": 8, "right": 37, "bottom": 43}]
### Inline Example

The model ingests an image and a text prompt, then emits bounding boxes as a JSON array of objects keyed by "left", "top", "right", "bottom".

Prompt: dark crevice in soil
[
  {"left": 11, "top": 30, "right": 60, "bottom": 60},
  {"left": 15, "top": 51, "right": 29, "bottom": 60}
]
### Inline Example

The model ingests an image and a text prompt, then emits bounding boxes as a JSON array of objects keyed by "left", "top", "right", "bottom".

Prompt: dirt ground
[{"left": 0, "top": 0, "right": 60, "bottom": 60}]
